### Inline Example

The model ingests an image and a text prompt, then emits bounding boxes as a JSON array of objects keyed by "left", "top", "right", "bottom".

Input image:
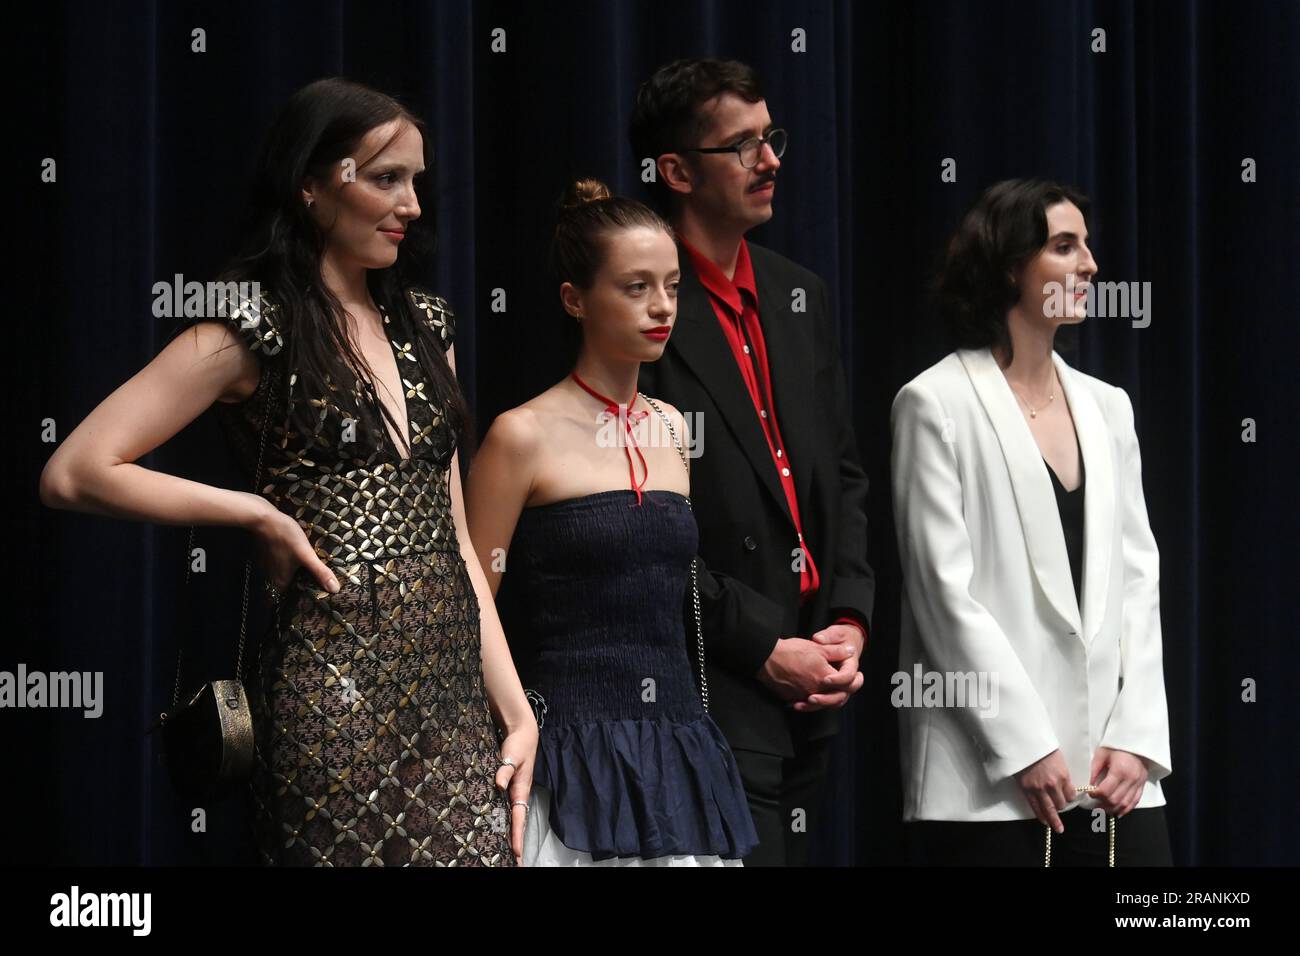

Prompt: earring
[{"left": 305, "top": 198, "right": 315, "bottom": 209}]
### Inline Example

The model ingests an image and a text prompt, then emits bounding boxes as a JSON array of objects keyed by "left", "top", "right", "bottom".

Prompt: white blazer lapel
[
  {"left": 959, "top": 348, "right": 1083, "bottom": 638},
  {"left": 1052, "top": 352, "right": 1115, "bottom": 644}
]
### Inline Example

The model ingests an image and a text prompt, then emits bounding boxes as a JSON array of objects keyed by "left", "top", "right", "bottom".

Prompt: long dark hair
[
  {"left": 933, "top": 178, "right": 1091, "bottom": 365},
  {"left": 184, "top": 76, "right": 471, "bottom": 456}
]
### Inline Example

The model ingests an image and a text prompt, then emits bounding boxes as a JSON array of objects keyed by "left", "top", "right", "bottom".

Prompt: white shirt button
[
  {"left": 743, "top": 345, "right": 751, "bottom": 354},
  {"left": 760, "top": 409, "right": 768, "bottom": 418},
  {"left": 776, "top": 449, "right": 783, "bottom": 458},
  {"left": 781, "top": 467, "right": 790, "bottom": 477}
]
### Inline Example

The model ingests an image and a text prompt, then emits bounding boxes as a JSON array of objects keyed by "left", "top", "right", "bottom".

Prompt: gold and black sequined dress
[{"left": 210, "top": 286, "right": 514, "bottom": 867}]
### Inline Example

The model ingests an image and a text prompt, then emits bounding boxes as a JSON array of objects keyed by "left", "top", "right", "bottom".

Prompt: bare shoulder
[
  {"left": 179, "top": 317, "right": 240, "bottom": 352},
  {"left": 173, "top": 319, "right": 261, "bottom": 404},
  {"left": 509, "top": 381, "right": 579, "bottom": 432},
  {"left": 480, "top": 404, "right": 544, "bottom": 460}
]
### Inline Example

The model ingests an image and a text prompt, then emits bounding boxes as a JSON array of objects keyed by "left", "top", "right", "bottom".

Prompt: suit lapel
[
  {"left": 671, "top": 254, "right": 793, "bottom": 525},
  {"left": 1051, "top": 353, "right": 1114, "bottom": 644},
  {"left": 959, "top": 348, "right": 1083, "bottom": 639}
]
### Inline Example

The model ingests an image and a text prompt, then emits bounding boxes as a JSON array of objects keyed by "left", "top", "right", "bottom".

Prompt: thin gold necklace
[{"left": 1008, "top": 367, "right": 1057, "bottom": 419}]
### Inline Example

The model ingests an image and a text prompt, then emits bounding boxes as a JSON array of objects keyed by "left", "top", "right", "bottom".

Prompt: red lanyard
[{"left": 571, "top": 372, "right": 650, "bottom": 506}]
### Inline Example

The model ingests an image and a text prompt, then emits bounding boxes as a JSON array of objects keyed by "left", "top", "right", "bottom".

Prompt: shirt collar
[{"left": 677, "top": 232, "right": 757, "bottom": 316}]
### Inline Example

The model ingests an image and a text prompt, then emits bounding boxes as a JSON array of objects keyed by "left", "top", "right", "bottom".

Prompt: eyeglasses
[{"left": 679, "top": 128, "right": 787, "bottom": 169}]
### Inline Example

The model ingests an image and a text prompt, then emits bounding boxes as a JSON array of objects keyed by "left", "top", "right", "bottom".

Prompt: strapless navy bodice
[{"left": 502, "top": 489, "right": 758, "bottom": 861}]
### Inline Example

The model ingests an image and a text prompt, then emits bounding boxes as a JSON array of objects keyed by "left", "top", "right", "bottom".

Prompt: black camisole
[{"left": 1044, "top": 455, "right": 1086, "bottom": 608}]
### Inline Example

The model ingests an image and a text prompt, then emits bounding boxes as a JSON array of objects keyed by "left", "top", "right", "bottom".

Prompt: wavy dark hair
[
  {"left": 628, "top": 58, "right": 764, "bottom": 212},
  {"left": 934, "top": 178, "right": 1091, "bottom": 365},
  {"left": 175, "top": 76, "right": 471, "bottom": 457}
]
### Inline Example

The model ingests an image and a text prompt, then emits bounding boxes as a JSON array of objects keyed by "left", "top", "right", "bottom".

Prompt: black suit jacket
[{"left": 638, "top": 241, "right": 875, "bottom": 757}]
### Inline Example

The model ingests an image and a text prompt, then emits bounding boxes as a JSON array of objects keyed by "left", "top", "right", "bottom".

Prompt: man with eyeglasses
[{"left": 631, "top": 58, "right": 875, "bottom": 866}]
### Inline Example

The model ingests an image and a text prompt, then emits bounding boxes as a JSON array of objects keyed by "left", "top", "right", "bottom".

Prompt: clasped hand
[
  {"left": 1016, "top": 747, "right": 1151, "bottom": 833},
  {"left": 758, "top": 624, "right": 865, "bottom": 712}
]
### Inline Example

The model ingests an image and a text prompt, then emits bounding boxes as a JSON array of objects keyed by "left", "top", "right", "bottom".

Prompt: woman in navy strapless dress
[{"left": 464, "top": 179, "right": 758, "bottom": 865}]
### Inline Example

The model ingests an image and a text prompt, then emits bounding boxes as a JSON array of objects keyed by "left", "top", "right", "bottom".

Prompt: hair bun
[{"left": 558, "top": 177, "right": 612, "bottom": 211}]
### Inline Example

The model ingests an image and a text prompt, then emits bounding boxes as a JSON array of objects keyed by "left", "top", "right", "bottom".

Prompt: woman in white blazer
[{"left": 891, "top": 180, "right": 1173, "bottom": 866}]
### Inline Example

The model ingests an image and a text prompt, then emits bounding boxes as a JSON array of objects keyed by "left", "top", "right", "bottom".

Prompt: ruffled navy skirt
[{"left": 533, "top": 714, "right": 759, "bottom": 861}]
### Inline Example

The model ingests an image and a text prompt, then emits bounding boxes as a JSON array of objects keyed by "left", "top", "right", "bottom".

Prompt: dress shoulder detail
[
  {"left": 405, "top": 287, "right": 456, "bottom": 352},
  {"left": 220, "top": 287, "right": 285, "bottom": 357}
]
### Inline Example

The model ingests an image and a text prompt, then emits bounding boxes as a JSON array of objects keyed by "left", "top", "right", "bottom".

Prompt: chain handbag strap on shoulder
[
  {"left": 639, "top": 394, "right": 708, "bottom": 714},
  {"left": 147, "top": 364, "right": 279, "bottom": 802},
  {"left": 1044, "top": 787, "right": 1116, "bottom": 866}
]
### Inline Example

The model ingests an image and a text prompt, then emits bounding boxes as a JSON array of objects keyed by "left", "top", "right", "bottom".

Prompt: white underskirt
[{"left": 521, "top": 786, "right": 744, "bottom": 867}]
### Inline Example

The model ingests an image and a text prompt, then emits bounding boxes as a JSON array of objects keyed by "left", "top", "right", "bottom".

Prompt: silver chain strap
[
  {"left": 170, "top": 364, "right": 279, "bottom": 707},
  {"left": 639, "top": 394, "right": 709, "bottom": 714}
]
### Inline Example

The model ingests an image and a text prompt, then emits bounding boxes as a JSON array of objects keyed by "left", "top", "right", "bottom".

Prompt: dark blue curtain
[{"left": 16, "top": 0, "right": 1298, "bottom": 865}]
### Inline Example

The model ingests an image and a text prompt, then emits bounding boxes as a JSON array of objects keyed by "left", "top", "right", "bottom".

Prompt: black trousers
[
  {"left": 905, "top": 805, "right": 1173, "bottom": 866},
  {"left": 731, "top": 737, "right": 833, "bottom": 867}
]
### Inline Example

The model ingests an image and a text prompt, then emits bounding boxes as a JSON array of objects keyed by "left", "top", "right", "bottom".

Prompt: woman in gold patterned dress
[{"left": 38, "top": 78, "right": 537, "bottom": 866}]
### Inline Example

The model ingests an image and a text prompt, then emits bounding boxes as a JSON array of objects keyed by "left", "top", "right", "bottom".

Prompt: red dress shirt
[{"left": 678, "top": 234, "right": 867, "bottom": 643}]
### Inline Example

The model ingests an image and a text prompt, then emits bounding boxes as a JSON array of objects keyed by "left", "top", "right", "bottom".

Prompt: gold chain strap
[
  {"left": 639, "top": 394, "right": 708, "bottom": 714},
  {"left": 1044, "top": 786, "right": 1116, "bottom": 866}
]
